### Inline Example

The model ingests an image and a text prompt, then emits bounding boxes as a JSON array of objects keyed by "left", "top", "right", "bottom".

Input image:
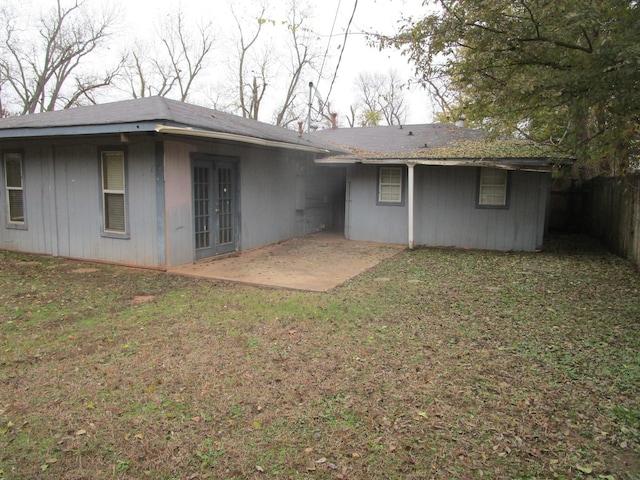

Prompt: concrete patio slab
[{"left": 168, "top": 232, "right": 405, "bottom": 292}]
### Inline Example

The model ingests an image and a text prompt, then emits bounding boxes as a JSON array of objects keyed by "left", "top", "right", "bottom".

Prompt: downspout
[{"left": 407, "top": 162, "right": 415, "bottom": 250}]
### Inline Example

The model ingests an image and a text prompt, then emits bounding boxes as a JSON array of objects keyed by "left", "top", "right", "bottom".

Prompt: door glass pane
[
  {"left": 194, "top": 166, "right": 210, "bottom": 249},
  {"left": 217, "top": 167, "right": 233, "bottom": 245}
]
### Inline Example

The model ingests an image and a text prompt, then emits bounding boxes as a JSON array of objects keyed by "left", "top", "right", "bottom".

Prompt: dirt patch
[
  {"left": 71, "top": 267, "right": 100, "bottom": 274},
  {"left": 128, "top": 295, "right": 156, "bottom": 304},
  {"left": 169, "top": 231, "right": 405, "bottom": 291}
]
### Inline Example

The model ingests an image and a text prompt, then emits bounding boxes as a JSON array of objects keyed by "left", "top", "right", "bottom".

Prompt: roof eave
[
  {"left": 0, "top": 122, "right": 334, "bottom": 155},
  {"left": 0, "top": 121, "right": 160, "bottom": 139},
  {"left": 315, "top": 155, "right": 569, "bottom": 172},
  {"left": 155, "top": 125, "right": 331, "bottom": 154}
]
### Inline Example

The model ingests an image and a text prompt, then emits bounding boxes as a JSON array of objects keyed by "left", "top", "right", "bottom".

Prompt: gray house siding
[
  {"left": 162, "top": 138, "right": 337, "bottom": 267},
  {"left": 345, "top": 165, "right": 408, "bottom": 244},
  {"left": 0, "top": 137, "right": 161, "bottom": 267},
  {"left": 345, "top": 164, "right": 550, "bottom": 251},
  {"left": 0, "top": 97, "right": 348, "bottom": 269}
]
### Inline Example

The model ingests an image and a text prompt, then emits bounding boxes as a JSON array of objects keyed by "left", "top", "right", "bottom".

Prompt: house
[
  {"left": 0, "top": 97, "right": 564, "bottom": 270},
  {"left": 0, "top": 97, "right": 347, "bottom": 268},
  {"left": 313, "top": 123, "right": 564, "bottom": 251}
]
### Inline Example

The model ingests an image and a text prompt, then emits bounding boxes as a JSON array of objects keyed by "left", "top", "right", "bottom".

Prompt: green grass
[{"left": 0, "top": 235, "right": 639, "bottom": 479}]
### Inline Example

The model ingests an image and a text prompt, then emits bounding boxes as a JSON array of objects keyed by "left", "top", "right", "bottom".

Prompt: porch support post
[{"left": 407, "top": 162, "right": 415, "bottom": 250}]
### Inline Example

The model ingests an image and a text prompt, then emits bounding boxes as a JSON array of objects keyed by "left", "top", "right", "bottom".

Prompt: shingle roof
[
  {"left": 0, "top": 97, "right": 344, "bottom": 154},
  {"left": 313, "top": 123, "right": 487, "bottom": 154},
  {"left": 312, "top": 124, "right": 571, "bottom": 170}
]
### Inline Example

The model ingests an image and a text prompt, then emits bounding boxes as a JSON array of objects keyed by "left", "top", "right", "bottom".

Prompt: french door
[{"left": 192, "top": 156, "right": 238, "bottom": 259}]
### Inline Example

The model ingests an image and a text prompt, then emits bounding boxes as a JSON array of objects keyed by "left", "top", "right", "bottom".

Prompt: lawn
[{"left": 0, "top": 235, "right": 638, "bottom": 479}]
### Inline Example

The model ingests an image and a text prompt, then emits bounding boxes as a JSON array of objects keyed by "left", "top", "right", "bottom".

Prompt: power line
[
  {"left": 316, "top": 0, "right": 342, "bottom": 88},
  {"left": 323, "top": 0, "right": 358, "bottom": 113}
]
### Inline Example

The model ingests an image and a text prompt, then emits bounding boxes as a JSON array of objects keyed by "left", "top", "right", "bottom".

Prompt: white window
[
  {"left": 4, "top": 152, "right": 25, "bottom": 224},
  {"left": 478, "top": 168, "right": 509, "bottom": 207},
  {"left": 101, "top": 150, "right": 126, "bottom": 233},
  {"left": 378, "top": 166, "right": 403, "bottom": 204}
]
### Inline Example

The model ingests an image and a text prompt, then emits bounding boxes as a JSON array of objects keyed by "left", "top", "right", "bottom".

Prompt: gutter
[
  {"left": 314, "top": 156, "right": 559, "bottom": 172},
  {"left": 155, "top": 125, "right": 331, "bottom": 154}
]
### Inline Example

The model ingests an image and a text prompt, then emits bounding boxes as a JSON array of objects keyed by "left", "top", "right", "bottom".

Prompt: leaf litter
[{"left": 0, "top": 235, "right": 638, "bottom": 479}]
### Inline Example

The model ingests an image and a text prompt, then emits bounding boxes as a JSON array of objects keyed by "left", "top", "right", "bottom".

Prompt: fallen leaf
[
  {"left": 0, "top": 421, "right": 14, "bottom": 435},
  {"left": 75, "top": 429, "right": 87, "bottom": 436},
  {"left": 134, "top": 433, "right": 144, "bottom": 440},
  {"left": 255, "top": 465, "right": 265, "bottom": 472},
  {"left": 315, "top": 457, "right": 327, "bottom": 464},
  {"left": 576, "top": 465, "right": 593, "bottom": 474},
  {"left": 253, "top": 421, "right": 262, "bottom": 429}
]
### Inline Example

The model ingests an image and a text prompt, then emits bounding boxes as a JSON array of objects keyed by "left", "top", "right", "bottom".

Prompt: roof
[
  {"left": 312, "top": 124, "right": 571, "bottom": 171},
  {"left": 0, "top": 97, "right": 345, "bottom": 155}
]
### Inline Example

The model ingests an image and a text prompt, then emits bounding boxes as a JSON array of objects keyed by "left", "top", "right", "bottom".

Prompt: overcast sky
[{"left": 27, "top": 0, "right": 431, "bottom": 125}]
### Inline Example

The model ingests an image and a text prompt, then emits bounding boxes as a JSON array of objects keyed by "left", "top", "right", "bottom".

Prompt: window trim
[
  {"left": 476, "top": 167, "right": 511, "bottom": 209},
  {"left": 3, "top": 150, "right": 27, "bottom": 229},
  {"left": 377, "top": 165, "right": 405, "bottom": 206},
  {"left": 99, "top": 147, "right": 130, "bottom": 239}
]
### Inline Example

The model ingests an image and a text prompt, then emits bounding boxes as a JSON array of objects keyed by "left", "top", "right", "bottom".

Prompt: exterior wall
[
  {"left": 163, "top": 140, "right": 196, "bottom": 266},
  {"left": 2, "top": 134, "right": 341, "bottom": 269},
  {"left": 346, "top": 164, "right": 551, "bottom": 251},
  {"left": 345, "top": 165, "right": 409, "bottom": 244},
  {"left": 163, "top": 138, "right": 337, "bottom": 266},
  {"left": 305, "top": 164, "right": 346, "bottom": 233},
  {"left": 0, "top": 137, "right": 161, "bottom": 266}
]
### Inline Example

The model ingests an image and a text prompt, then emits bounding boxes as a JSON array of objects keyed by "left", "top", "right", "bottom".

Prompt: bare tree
[
  {"left": 352, "top": 70, "right": 407, "bottom": 126},
  {"left": 0, "top": 0, "right": 122, "bottom": 114},
  {"left": 230, "top": 4, "right": 270, "bottom": 120},
  {"left": 122, "top": 9, "right": 215, "bottom": 102},
  {"left": 273, "top": 0, "right": 321, "bottom": 127}
]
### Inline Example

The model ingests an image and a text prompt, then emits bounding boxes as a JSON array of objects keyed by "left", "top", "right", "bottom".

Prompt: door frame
[{"left": 191, "top": 153, "right": 240, "bottom": 260}]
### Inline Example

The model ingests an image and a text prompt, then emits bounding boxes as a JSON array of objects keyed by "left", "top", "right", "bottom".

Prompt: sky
[
  {"left": 23, "top": 0, "right": 432, "bottom": 125},
  {"left": 116, "top": 0, "right": 432, "bottom": 125}
]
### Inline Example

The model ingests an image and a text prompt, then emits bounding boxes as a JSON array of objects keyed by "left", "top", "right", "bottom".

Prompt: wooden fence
[{"left": 585, "top": 174, "right": 640, "bottom": 267}]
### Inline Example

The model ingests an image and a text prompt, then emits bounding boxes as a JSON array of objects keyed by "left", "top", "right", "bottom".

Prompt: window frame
[
  {"left": 476, "top": 167, "right": 511, "bottom": 209},
  {"left": 377, "top": 165, "right": 405, "bottom": 206},
  {"left": 3, "top": 150, "right": 27, "bottom": 229},
  {"left": 99, "top": 148, "right": 129, "bottom": 238}
]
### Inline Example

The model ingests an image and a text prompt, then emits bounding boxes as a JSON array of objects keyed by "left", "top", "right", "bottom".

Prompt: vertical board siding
[
  {"left": 346, "top": 164, "right": 550, "bottom": 251},
  {"left": 163, "top": 139, "right": 338, "bottom": 266},
  {"left": 164, "top": 140, "right": 196, "bottom": 266},
  {"left": 0, "top": 143, "right": 56, "bottom": 255},
  {"left": 346, "top": 165, "right": 408, "bottom": 244},
  {"left": 240, "top": 152, "right": 298, "bottom": 249},
  {"left": 304, "top": 163, "right": 344, "bottom": 234},
  {"left": 0, "top": 138, "right": 160, "bottom": 267}
]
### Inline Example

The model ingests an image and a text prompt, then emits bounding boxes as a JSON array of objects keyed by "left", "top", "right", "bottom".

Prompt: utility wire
[
  {"left": 316, "top": 0, "right": 342, "bottom": 89},
  {"left": 323, "top": 0, "right": 358, "bottom": 112}
]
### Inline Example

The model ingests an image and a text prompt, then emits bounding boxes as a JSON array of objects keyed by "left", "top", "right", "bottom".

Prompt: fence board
[{"left": 586, "top": 175, "right": 640, "bottom": 267}]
